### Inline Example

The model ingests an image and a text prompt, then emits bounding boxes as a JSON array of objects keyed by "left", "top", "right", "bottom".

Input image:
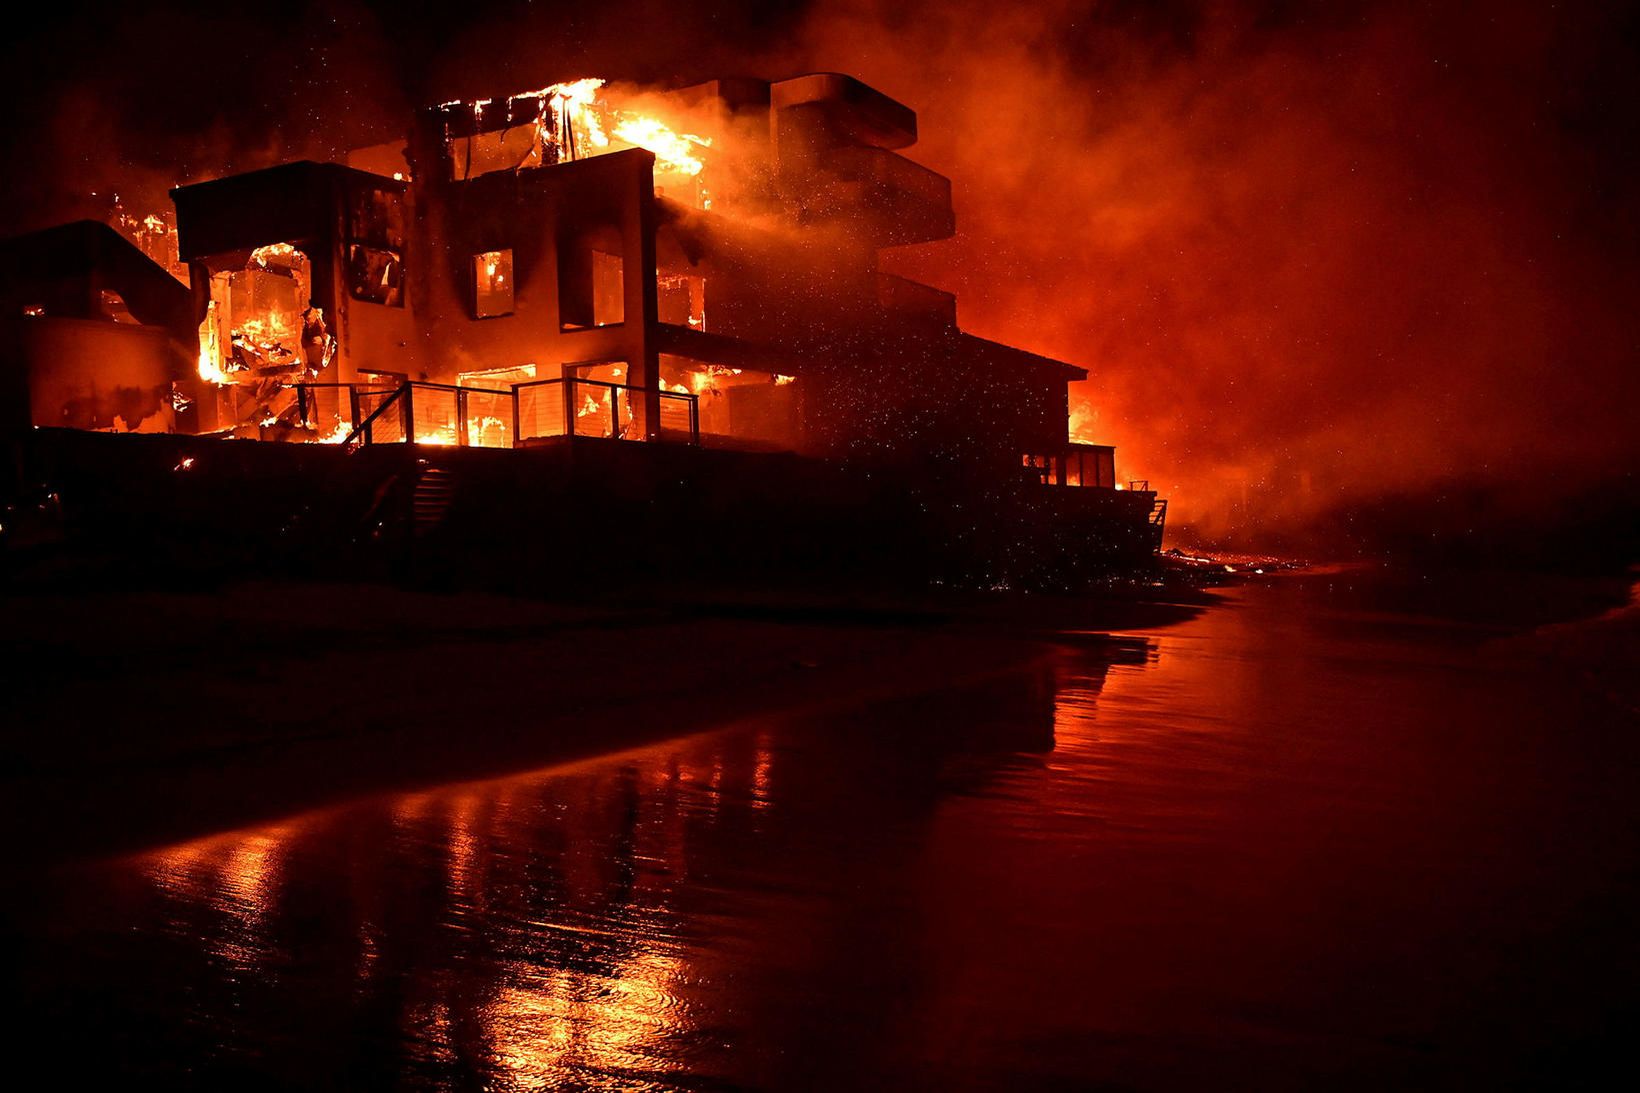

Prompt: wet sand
[{"left": 1, "top": 579, "right": 1206, "bottom": 865}]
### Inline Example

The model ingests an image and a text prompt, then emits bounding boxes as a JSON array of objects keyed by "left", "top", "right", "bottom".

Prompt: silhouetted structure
[{"left": 1, "top": 74, "right": 1164, "bottom": 586}]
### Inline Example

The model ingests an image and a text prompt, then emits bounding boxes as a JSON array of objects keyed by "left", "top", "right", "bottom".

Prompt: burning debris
[
  {"left": 111, "top": 200, "right": 188, "bottom": 284},
  {"left": 435, "top": 79, "right": 713, "bottom": 205},
  {"left": 199, "top": 243, "right": 317, "bottom": 381}
]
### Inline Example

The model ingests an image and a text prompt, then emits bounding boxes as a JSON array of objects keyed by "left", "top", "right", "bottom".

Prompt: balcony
[{"left": 782, "top": 144, "right": 954, "bottom": 246}]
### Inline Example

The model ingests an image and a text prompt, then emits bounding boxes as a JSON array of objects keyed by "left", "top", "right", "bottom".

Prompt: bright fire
[
  {"left": 314, "top": 419, "right": 353, "bottom": 444},
  {"left": 608, "top": 116, "right": 709, "bottom": 177},
  {"left": 688, "top": 365, "right": 742, "bottom": 395},
  {"left": 1068, "top": 401, "right": 1098, "bottom": 446},
  {"left": 197, "top": 301, "right": 229, "bottom": 385},
  {"left": 460, "top": 78, "right": 712, "bottom": 180}
]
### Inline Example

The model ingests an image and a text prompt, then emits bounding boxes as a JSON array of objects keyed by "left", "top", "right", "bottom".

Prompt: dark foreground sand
[{"left": 3, "top": 580, "right": 1205, "bottom": 865}]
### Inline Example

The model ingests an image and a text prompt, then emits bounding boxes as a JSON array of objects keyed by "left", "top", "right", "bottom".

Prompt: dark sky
[
  {"left": 6, "top": 0, "right": 1637, "bottom": 546},
  {"left": 0, "top": 0, "right": 813, "bottom": 224}
]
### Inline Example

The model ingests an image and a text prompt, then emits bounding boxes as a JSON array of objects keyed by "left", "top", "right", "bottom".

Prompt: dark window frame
[{"left": 472, "top": 248, "right": 516, "bottom": 320}]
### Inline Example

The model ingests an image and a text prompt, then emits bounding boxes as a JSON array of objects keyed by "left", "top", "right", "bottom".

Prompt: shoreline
[{"left": 4, "top": 579, "right": 1210, "bottom": 867}]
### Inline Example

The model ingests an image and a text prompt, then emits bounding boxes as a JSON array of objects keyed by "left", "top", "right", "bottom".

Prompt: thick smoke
[{"left": 768, "top": 0, "right": 1640, "bottom": 551}]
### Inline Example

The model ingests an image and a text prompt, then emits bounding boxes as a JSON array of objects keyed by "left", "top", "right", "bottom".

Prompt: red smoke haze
[{"left": 772, "top": 1, "right": 1640, "bottom": 544}]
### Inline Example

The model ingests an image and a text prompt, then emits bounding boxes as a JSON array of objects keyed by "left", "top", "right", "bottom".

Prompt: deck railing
[
  {"left": 302, "top": 379, "right": 700, "bottom": 451},
  {"left": 513, "top": 378, "right": 699, "bottom": 445},
  {"left": 293, "top": 382, "right": 399, "bottom": 441},
  {"left": 341, "top": 384, "right": 409, "bottom": 452}
]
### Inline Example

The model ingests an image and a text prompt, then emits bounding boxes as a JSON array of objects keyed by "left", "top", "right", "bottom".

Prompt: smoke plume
[{"left": 766, "top": 0, "right": 1640, "bottom": 551}]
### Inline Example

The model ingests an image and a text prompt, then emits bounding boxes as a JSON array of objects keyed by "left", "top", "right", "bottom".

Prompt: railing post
[
  {"left": 689, "top": 395, "right": 699, "bottom": 444},
  {"left": 402, "top": 383, "right": 415, "bottom": 444},
  {"left": 457, "top": 388, "right": 470, "bottom": 447},
  {"left": 611, "top": 385, "right": 620, "bottom": 440},
  {"left": 512, "top": 386, "right": 521, "bottom": 448},
  {"left": 563, "top": 379, "right": 575, "bottom": 439},
  {"left": 296, "top": 385, "right": 309, "bottom": 428}
]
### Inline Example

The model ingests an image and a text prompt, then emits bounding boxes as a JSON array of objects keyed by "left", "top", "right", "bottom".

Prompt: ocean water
[{"left": 16, "top": 576, "right": 1640, "bottom": 1089}]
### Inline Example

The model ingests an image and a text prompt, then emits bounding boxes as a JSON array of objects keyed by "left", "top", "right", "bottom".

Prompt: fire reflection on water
[
  {"left": 124, "top": 725, "right": 797, "bottom": 1086},
  {"left": 26, "top": 583, "right": 1640, "bottom": 1088},
  {"left": 50, "top": 650, "right": 1125, "bottom": 1087},
  {"left": 145, "top": 825, "right": 295, "bottom": 974},
  {"left": 751, "top": 730, "right": 774, "bottom": 811},
  {"left": 444, "top": 794, "right": 482, "bottom": 904},
  {"left": 415, "top": 759, "right": 712, "bottom": 1085},
  {"left": 482, "top": 947, "right": 690, "bottom": 1086}
]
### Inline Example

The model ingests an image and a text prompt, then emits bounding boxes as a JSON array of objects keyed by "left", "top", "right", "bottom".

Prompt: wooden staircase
[{"left": 410, "top": 465, "right": 455, "bottom": 537}]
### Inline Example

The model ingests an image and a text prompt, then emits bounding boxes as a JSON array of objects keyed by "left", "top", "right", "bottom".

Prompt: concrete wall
[
  {"left": 8, "top": 317, "right": 180, "bottom": 432},
  {"left": 406, "top": 132, "right": 662, "bottom": 434}
]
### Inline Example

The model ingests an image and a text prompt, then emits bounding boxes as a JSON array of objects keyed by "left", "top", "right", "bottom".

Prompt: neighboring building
[{"left": 0, "top": 221, "right": 193, "bottom": 434}]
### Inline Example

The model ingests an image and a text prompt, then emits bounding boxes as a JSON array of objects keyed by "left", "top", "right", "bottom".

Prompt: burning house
[{"left": 1, "top": 73, "right": 1163, "bottom": 588}]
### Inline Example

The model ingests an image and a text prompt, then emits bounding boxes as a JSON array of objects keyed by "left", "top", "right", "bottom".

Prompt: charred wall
[
  {"left": 172, "top": 162, "right": 415, "bottom": 393},
  {"left": 405, "top": 124, "right": 663, "bottom": 430}
]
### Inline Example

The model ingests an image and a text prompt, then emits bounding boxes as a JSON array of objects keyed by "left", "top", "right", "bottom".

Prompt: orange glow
[
  {"left": 1067, "top": 402, "right": 1097, "bottom": 446},
  {"left": 484, "top": 949, "right": 690, "bottom": 1086},
  {"left": 452, "top": 78, "right": 712, "bottom": 186},
  {"left": 144, "top": 824, "right": 297, "bottom": 971},
  {"left": 608, "top": 115, "right": 710, "bottom": 177},
  {"left": 687, "top": 364, "right": 742, "bottom": 395},
  {"left": 314, "top": 419, "right": 353, "bottom": 444},
  {"left": 417, "top": 426, "right": 458, "bottom": 446},
  {"left": 196, "top": 305, "right": 229, "bottom": 385}
]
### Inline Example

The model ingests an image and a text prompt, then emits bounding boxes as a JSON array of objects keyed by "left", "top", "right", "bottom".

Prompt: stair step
[{"left": 411, "top": 468, "right": 454, "bottom": 535}]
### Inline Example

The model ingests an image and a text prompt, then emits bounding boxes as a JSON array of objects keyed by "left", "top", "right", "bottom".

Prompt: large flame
[
  {"left": 197, "top": 300, "right": 229, "bottom": 385},
  {"left": 460, "top": 78, "right": 712, "bottom": 180},
  {"left": 608, "top": 115, "right": 710, "bottom": 177}
]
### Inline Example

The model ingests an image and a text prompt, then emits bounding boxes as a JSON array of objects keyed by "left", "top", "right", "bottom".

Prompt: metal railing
[
  {"left": 310, "top": 378, "right": 699, "bottom": 451},
  {"left": 341, "top": 384, "right": 410, "bottom": 452},
  {"left": 513, "top": 378, "right": 699, "bottom": 445},
  {"left": 293, "top": 382, "right": 400, "bottom": 441},
  {"left": 388, "top": 381, "right": 517, "bottom": 448}
]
